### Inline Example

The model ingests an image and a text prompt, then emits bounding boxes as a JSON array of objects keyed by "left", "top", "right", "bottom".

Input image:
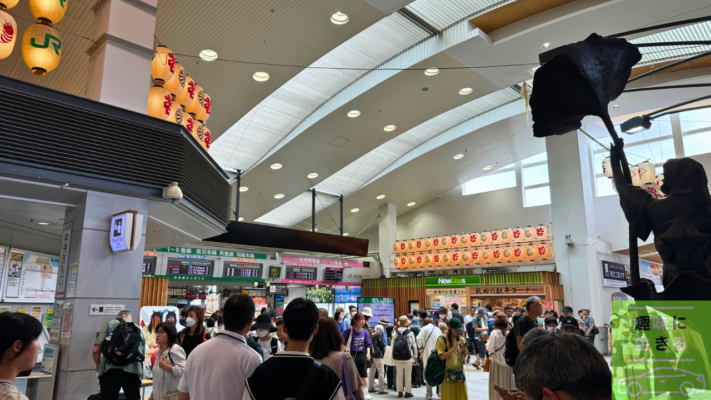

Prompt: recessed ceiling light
[
  {"left": 238, "top": 217, "right": 244, "bottom": 222},
  {"left": 253, "top": 72, "right": 270, "bottom": 82},
  {"left": 307, "top": 173, "right": 319, "bottom": 179},
  {"left": 424, "top": 68, "right": 439, "bottom": 76},
  {"left": 274, "top": 194, "right": 285, "bottom": 199},
  {"left": 407, "top": 202, "right": 416, "bottom": 207},
  {"left": 351, "top": 208, "right": 359, "bottom": 213},
  {"left": 199, "top": 49, "right": 218, "bottom": 61},
  {"left": 37, "top": 222, "right": 50, "bottom": 226},
  {"left": 384, "top": 125, "right": 396, "bottom": 132},
  {"left": 453, "top": 154, "right": 464, "bottom": 160},
  {"left": 343, "top": 233, "right": 350, "bottom": 236},
  {"left": 459, "top": 88, "right": 473, "bottom": 95},
  {"left": 331, "top": 11, "right": 349, "bottom": 25},
  {"left": 347, "top": 110, "right": 361, "bottom": 118},
  {"left": 611, "top": 104, "right": 621, "bottom": 109},
  {"left": 483, "top": 165, "right": 493, "bottom": 170},
  {"left": 239, "top": 186, "right": 249, "bottom": 192},
  {"left": 376, "top": 194, "right": 386, "bottom": 199},
  {"left": 271, "top": 163, "right": 283, "bottom": 170},
  {"left": 542, "top": 42, "right": 552, "bottom": 49}
]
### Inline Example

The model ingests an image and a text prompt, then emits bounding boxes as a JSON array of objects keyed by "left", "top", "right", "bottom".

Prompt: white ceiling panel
[{"left": 406, "top": 0, "right": 516, "bottom": 30}]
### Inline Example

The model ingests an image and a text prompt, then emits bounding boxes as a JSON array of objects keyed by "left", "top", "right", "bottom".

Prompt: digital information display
[
  {"left": 285, "top": 267, "right": 316, "bottom": 281},
  {"left": 142, "top": 256, "right": 156, "bottom": 276},
  {"left": 166, "top": 259, "right": 213, "bottom": 277},
  {"left": 223, "top": 262, "right": 262, "bottom": 279},
  {"left": 324, "top": 267, "right": 344, "bottom": 282}
]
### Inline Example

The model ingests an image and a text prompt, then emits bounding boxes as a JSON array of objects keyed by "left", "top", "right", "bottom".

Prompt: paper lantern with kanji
[
  {"left": 460, "top": 251, "right": 471, "bottom": 265},
  {"left": 196, "top": 93, "right": 212, "bottom": 123},
  {"left": 433, "top": 253, "right": 443, "bottom": 266},
  {"left": 502, "top": 246, "right": 515, "bottom": 262},
  {"left": 424, "top": 237, "right": 433, "bottom": 251},
  {"left": 655, "top": 174, "right": 665, "bottom": 195},
  {"left": 491, "top": 247, "right": 503, "bottom": 263},
  {"left": 459, "top": 233, "right": 469, "bottom": 248},
  {"left": 440, "top": 235, "right": 451, "bottom": 249},
  {"left": 642, "top": 182, "right": 664, "bottom": 199},
  {"left": 534, "top": 224, "right": 549, "bottom": 241},
  {"left": 635, "top": 161, "right": 655, "bottom": 185},
  {"left": 203, "top": 126, "right": 212, "bottom": 150},
  {"left": 415, "top": 238, "right": 425, "bottom": 252},
  {"left": 393, "top": 257, "right": 401, "bottom": 269},
  {"left": 415, "top": 254, "right": 425, "bottom": 267},
  {"left": 491, "top": 230, "right": 502, "bottom": 245},
  {"left": 22, "top": 23, "right": 62, "bottom": 75},
  {"left": 180, "top": 113, "right": 195, "bottom": 136},
  {"left": 525, "top": 245, "right": 538, "bottom": 261},
  {"left": 501, "top": 228, "right": 513, "bottom": 244},
  {"left": 481, "top": 248, "right": 492, "bottom": 263},
  {"left": 513, "top": 246, "right": 526, "bottom": 262},
  {"left": 407, "top": 240, "right": 416, "bottom": 252},
  {"left": 186, "top": 84, "right": 205, "bottom": 116},
  {"left": 0, "top": 0, "right": 20, "bottom": 9},
  {"left": 469, "top": 232, "right": 481, "bottom": 247},
  {"left": 442, "top": 252, "right": 453, "bottom": 266},
  {"left": 399, "top": 256, "right": 408, "bottom": 269},
  {"left": 393, "top": 242, "right": 400, "bottom": 253},
  {"left": 0, "top": 10, "right": 17, "bottom": 60},
  {"left": 451, "top": 251, "right": 462, "bottom": 265},
  {"left": 151, "top": 45, "right": 176, "bottom": 86},
  {"left": 433, "top": 237, "right": 442, "bottom": 250},
  {"left": 424, "top": 254, "right": 434, "bottom": 268},
  {"left": 147, "top": 85, "right": 172, "bottom": 120},
  {"left": 407, "top": 255, "right": 416, "bottom": 268},
  {"left": 176, "top": 75, "right": 196, "bottom": 109},
  {"left": 449, "top": 234, "right": 460, "bottom": 248},
  {"left": 29, "top": 0, "right": 68, "bottom": 26},
  {"left": 164, "top": 63, "right": 186, "bottom": 99},
  {"left": 523, "top": 226, "right": 536, "bottom": 242},
  {"left": 537, "top": 243, "right": 553, "bottom": 259},
  {"left": 470, "top": 250, "right": 481, "bottom": 264},
  {"left": 480, "top": 231, "right": 491, "bottom": 246},
  {"left": 512, "top": 227, "right": 525, "bottom": 243},
  {"left": 194, "top": 121, "right": 205, "bottom": 145}
]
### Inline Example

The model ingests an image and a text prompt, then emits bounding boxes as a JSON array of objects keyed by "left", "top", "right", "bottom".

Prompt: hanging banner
[
  {"left": 639, "top": 260, "right": 664, "bottom": 292},
  {"left": 55, "top": 223, "right": 72, "bottom": 297}
]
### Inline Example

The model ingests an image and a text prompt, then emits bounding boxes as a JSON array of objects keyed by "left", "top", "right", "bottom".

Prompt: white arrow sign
[{"left": 89, "top": 304, "right": 125, "bottom": 316}]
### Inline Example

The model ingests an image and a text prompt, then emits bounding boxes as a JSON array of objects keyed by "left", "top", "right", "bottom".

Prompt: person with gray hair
[
  {"left": 117, "top": 310, "right": 132, "bottom": 319},
  {"left": 513, "top": 333, "right": 611, "bottom": 400},
  {"left": 521, "top": 328, "right": 549, "bottom": 349},
  {"left": 513, "top": 297, "right": 542, "bottom": 352},
  {"left": 369, "top": 324, "right": 388, "bottom": 394}
]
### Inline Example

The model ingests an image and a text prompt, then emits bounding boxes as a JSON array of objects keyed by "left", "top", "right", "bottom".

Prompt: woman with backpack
[
  {"left": 0, "top": 313, "right": 42, "bottom": 400},
  {"left": 178, "top": 307, "right": 211, "bottom": 358},
  {"left": 486, "top": 314, "right": 514, "bottom": 400},
  {"left": 149, "top": 322, "right": 186, "bottom": 400},
  {"left": 310, "top": 318, "right": 364, "bottom": 400},
  {"left": 392, "top": 316, "right": 418, "bottom": 398},
  {"left": 436, "top": 317, "right": 468, "bottom": 400}
]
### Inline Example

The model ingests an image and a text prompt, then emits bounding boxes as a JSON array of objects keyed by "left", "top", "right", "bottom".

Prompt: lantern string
[
  {"left": 579, "top": 128, "right": 610, "bottom": 151},
  {"left": 6, "top": 12, "right": 95, "bottom": 43}
]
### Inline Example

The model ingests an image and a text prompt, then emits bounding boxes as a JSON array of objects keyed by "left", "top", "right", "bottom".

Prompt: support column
[
  {"left": 547, "top": 131, "right": 605, "bottom": 350},
  {"left": 54, "top": 191, "right": 149, "bottom": 400},
  {"left": 378, "top": 203, "right": 396, "bottom": 278},
  {"left": 85, "top": 0, "right": 158, "bottom": 113}
]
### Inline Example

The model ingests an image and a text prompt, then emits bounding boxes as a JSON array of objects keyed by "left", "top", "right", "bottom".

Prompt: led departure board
[
  {"left": 285, "top": 267, "right": 316, "bottom": 281},
  {"left": 223, "top": 262, "right": 262, "bottom": 279},
  {"left": 166, "top": 259, "right": 213, "bottom": 277},
  {"left": 324, "top": 267, "right": 344, "bottom": 282},
  {"left": 142, "top": 256, "right": 156, "bottom": 276}
]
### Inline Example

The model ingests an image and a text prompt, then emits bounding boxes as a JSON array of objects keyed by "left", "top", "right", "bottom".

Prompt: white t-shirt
[
  {"left": 463, "top": 314, "right": 475, "bottom": 327},
  {"left": 257, "top": 337, "right": 283, "bottom": 361}
]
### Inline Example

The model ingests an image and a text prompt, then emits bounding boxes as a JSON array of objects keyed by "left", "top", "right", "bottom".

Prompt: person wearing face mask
[
  {"left": 344, "top": 305, "right": 357, "bottom": 328},
  {"left": 0, "top": 313, "right": 43, "bottom": 400},
  {"left": 251, "top": 314, "right": 283, "bottom": 361},
  {"left": 178, "top": 306, "right": 211, "bottom": 359},
  {"left": 437, "top": 306, "right": 450, "bottom": 324},
  {"left": 544, "top": 317, "right": 559, "bottom": 334}
]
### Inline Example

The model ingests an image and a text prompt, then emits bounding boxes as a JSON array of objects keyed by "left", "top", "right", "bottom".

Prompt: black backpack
[
  {"left": 503, "top": 327, "right": 519, "bottom": 367},
  {"left": 270, "top": 337, "right": 280, "bottom": 356},
  {"left": 392, "top": 330, "right": 412, "bottom": 361},
  {"left": 101, "top": 320, "right": 145, "bottom": 366}
]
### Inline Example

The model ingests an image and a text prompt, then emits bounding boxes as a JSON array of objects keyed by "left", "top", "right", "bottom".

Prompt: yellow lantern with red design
[
  {"left": 147, "top": 85, "right": 172, "bottom": 120},
  {"left": 501, "top": 228, "right": 513, "bottom": 244},
  {"left": 441, "top": 252, "right": 452, "bottom": 266},
  {"left": 176, "top": 74, "right": 196, "bottom": 110},
  {"left": 424, "top": 237, "right": 433, "bottom": 251},
  {"left": 513, "top": 246, "right": 526, "bottom": 262},
  {"left": 168, "top": 102, "right": 182, "bottom": 124},
  {"left": 525, "top": 245, "right": 538, "bottom": 261},
  {"left": 196, "top": 92, "right": 212, "bottom": 123},
  {"left": 398, "top": 241, "right": 407, "bottom": 253},
  {"left": 393, "top": 257, "right": 401, "bottom": 269},
  {"left": 481, "top": 248, "right": 492, "bottom": 263},
  {"left": 512, "top": 227, "right": 525, "bottom": 243},
  {"left": 433, "top": 237, "right": 442, "bottom": 250},
  {"left": 194, "top": 121, "right": 205, "bottom": 145},
  {"left": 393, "top": 242, "right": 400, "bottom": 254},
  {"left": 537, "top": 243, "right": 553, "bottom": 260},
  {"left": 424, "top": 254, "right": 434, "bottom": 268},
  {"left": 459, "top": 233, "right": 469, "bottom": 248},
  {"left": 407, "top": 240, "right": 416, "bottom": 253},
  {"left": 470, "top": 249, "right": 482, "bottom": 265},
  {"left": 451, "top": 250, "right": 462, "bottom": 265},
  {"left": 491, "top": 230, "right": 502, "bottom": 245},
  {"left": 164, "top": 63, "right": 186, "bottom": 99},
  {"left": 22, "top": 23, "right": 62, "bottom": 75},
  {"left": 449, "top": 234, "right": 460, "bottom": 248},
  {"left": 180, "top": 113, "right": 195, "bottom": 136},
  {"left": 523, "top": 226, "right": 536, "bottom": 242},
  {"left": 480, "top": 231, "right": 491, "bottom": 246},
  {"left": 502, "top": 246, "right": 515, "bottom": 262},
  {"left": 415, "top": 254, "right": 425, "bottom": 268},
  {"left": 0, "top": 0, "right": 20, "bottom": 9},
  {"left": 150, "top": 45, "right": 176, "bottom": 86},
  {"left": 186, "top": 84, "right": 205, "bottom": 116},
  {"left": 407, "top": 255, "right": 417, "bottom": 268},
  {"left": 203, "top": 126, "right": 212, "bottom": 150},
  {"left": 491, "top": 247, "right": 503, "bottom": 263},
  {"left": 460, "top": 251, "right": 471, "bottom": 265},
  {"left": 433, "top": 252, "right": 444, "bottom": 267},
  {"left": 28, "top": 0, "right": 67, "bottom": 26},
  {"left": 415, "top": 238, "right": 425, "bottom": 252},
  {"left": 399, "top": 256, "right": 408, "bottom": 269},
  {"left": 0, "top": 11, "right": 17, "bottom": 60},
  {"left": 534, "top": 224, "right": 549, "bottom": 241},
  {"left": 440, "top": 235, "right": 451, "bottom": 249},
  {"left": 469, "top": 232, "right": 481, "bottom": 247}
]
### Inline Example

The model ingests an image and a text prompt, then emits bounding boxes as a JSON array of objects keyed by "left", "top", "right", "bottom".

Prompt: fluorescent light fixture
[
  {"left": 542, "top": 42, "right": 552, "bottom": 49},
  {"left": 424, "top": 68, "right": 439, "bottom": 76},
  {"left": 239, "top": 186, "right": 249, "bottom": 192},
  {"left": 483, "top": 166, "right": 493, "bottom": 170},
  {"left": 459, "top": 87, "right": 473, "bottom": 95},
  {"left": 271, "top": 163, "right": 283, "bottom": 170},
  {"left": 407, "top": 202, "right": 416, "bottom": 206},
  {"left": 253, "top": 72, "right": 270, "bottom": 82},
  {"left": 37, "top": 222, "right": 50, "bottom": 226},
  {"left": 453, "top": 154, "right": 464, "bottom": 160},
  {"left": 351, "top": 208, "right": 360, "bottom": 213},
  {"left": 307, "top": 173, "right": 319, "bottom": 179},
  {"left": 331, "top": 11, "right": 349, "bottom": 25},
  {"left": 343, "top": 233, "right": 350, "bottom": 236},
  {"left": 199, "top": 49, "right": 218, "bottom": 61},
  {"left": 376, "top": 194, "right": 386, "bottom": 199},
  {"left": 238, "top": 217, "right": 244, "bottom": 221},
  {"left": 347, "top": 110, "right": 361, "bottom": 118},
  {"left": 621, "top": 115, "right": 652, "bottom": 134},
  {"left": 384, "top": 125, "right": 396, "bottom": 132},
  {"left": 274, "top": 194, "right": 285, "bottom": 199}
]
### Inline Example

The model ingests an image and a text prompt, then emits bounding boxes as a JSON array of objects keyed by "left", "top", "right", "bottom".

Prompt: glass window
[
  {"left": 462, "top": 170, "right": 517, "bottom": 196},
  {"left": 524, "top": 186, "right": 551, "bottom": 207},
  {"left": 523, "top": 164, "right": 549, "bottom": 186},
  {"left": 522, "top": 152, "right": 547, "bottom": 165},
  {"left": 595, "top": 176, "right": 617, "bottom": 197},
  {"left": 680, "top": 108, "right": 711, "bottom": 132},
  {"left": 683, "top": 131, "right": 711, "bottom": 157}
]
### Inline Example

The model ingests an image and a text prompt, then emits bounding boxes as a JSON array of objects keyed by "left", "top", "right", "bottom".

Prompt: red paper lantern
[
  {"left": 147, "top": 85, "right": 172, "bottom": 120},
  {"left": 460, "top": 251, "right": 471, "bottom": 265},
  {"left": 407, "top": 240, "right": 416, "bottom": 252},
  {"left": 415, "top": 254, "right": 424, "bottom": 267},
  {"left": 450, "top": 234, "right": 460, "bottom": 248},
  {"left": 424, "top": 254, "right": 434, "bottom": 267},
  {"left": 0, "top": 10, "right": 17, "bottom": 60},
  {"left": 451, "top": 251, "right": 462, "bottom": 265},
  {"left": 525, "top": 246, "right": 538, "bottom": 261},
  {"left": 393, "top": 257, "right": 401, "bottom": 269},
  {"left": 203, "top": 126, "right": 212, "bottom": 150},
  {"left": 393, "top": 242, "right": 400, "bottom": 253},
  {"left": 150, "top": 45, "right": 176, "bottom": 86},
  {"left": 399, "top": 256, "right": 408, "bottom": 268},
  {"left": 399, "top": 242, "right": 408, "bottom": 253},
  {"left": 442, "top": 252, "right": 453, "bottom": 266}
]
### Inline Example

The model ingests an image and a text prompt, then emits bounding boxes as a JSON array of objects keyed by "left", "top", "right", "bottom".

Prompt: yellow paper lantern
[
  {"left": 180, "top": 113, "right": 195, "bottom": 136},
  {"left": 513, "top": 246, "right": 526, "bottom": 262},
  {"left": 393, "top": 242, "right": 400, "bottom": 254},
  {"left": 398, "top": 241, "right": 407, "bottom": 253},
  {"left": 440, "top": 235, "right": 451, "bottom": 249},
  {"left": 459, "top": 233, "right": 469, "bottom": 248},
  {"left": 407, "top": 240, "right": 416, "bottom": 253},
  {"left": 168, "top": 101, "right": 182, "bottom": 124},
  {"left": 525, "top": 245, "right": 538, "bottom": 261},
  {"left": 470, "top": 249, "right": 482, "bottom": 264},
  {"left": 469, "top": 233, "right": 481, "bottom": 247},
  {"left": 523, "top": 226, "right": 536, "bottom": 242},
  {"left": 415, "top": 254, "right": 425, "bottom": 267},
  {"left": 534, "top": 224, "right": 549, "bottom": 241},
  {"left": 537, "top": 243, "right": 553, "bottom": 260},
  {"left": 481, "top": 248, "right": 492, "bottom": 263},
  {"left": 433, "top": 252, "right": 444, "bottom": 266},
  {"left": 176, "top": 74, "right": 196, "bottom": 110},
  {"left": 501, "top": 228, "right": 513, "bottom": 244},
  {"left": 491, "top": 230, "right": 502, "bottom": 245},
  {"left": 424, "top": 237, "right": 433, "bottom": 251},
  {"left": 196, "top": 92, "right": 212, "bottom": 123},
  {"left": 451, "top": 250, "right": 462, "bottom": 265},
  {"left": 442, "top": 252, "right": 452, "bottom": 266},
  {"left": 512, "top": 227, "right": 525, "bottom": 243},
  {"left": 433, "top": 237, "right": 442, "bottom": 250},
  {"left": 0, "top": 0, "right": 20, "bottom": 10},
  {"left": 449, "top": 234, "right": 460, "bottom": 248},
  {"left": 147, "top": 85, "right": 172, "bottom": 120},
  {"left": 398, "top": 256, "right": 408, "bottom": 269},
  {"left": 186, "top": 84, "right": 205, "bottom": 116},
  {"left": 29, "top": 0, "right": 67, "bottom": 26},
  {"left": 150, "top": 45, "right": 176, "bottom": 86},
  {"left": 0, "top": 10, "right": 17, "bottom": 60},
  {"left": 194, "top": 120, "right": 205, "bottom": 145},
  {"left": 424, "top": 254, "right": 434, "bottom": 268},
  {"left": 480, "top": 231, "right": 491, "bottom": 246},
  {"left": 393, "top": 257, "right": 401, "bottom": 269},
  {"left": 407, "top": 256, "right": 417, "bottom": 268},
  {"left": 461, "top": 251, "right": 471, "bottom": 265},
  {"left": 492, "top": 247, "right": 503, "bottom": 263},
  {"left": 415, "top": 238, "right": 425, "bottom": 252},
  {"left": 22, "top": 23, "right": 62, "bottom": 75},
  {"left": 502, "top": 246, "right": 515, "bottom": 262},
  {"left": 164, "top": 63, "right": 186, "bottom": 99},
  {"left": 203, "top": 126, "right": 212, "bottom": 150}
]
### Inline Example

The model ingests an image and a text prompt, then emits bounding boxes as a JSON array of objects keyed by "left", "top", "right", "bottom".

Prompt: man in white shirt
[
  {"left": 463, "top": 306, "right": 476, "bottom": 327},
  {"left": 178, "top": 295, "right": 262, "bottom": 400},
  {"left": 251, "top": 313, "right": 283, "bottom": 361},
  {"left": 416, "top": 310, "right": 442, "bottom": 400}
]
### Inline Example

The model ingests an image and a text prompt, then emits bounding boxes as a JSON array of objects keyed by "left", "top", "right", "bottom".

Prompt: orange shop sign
[{"left": 469, "top": 285, "right": 544, "bottom": 297}]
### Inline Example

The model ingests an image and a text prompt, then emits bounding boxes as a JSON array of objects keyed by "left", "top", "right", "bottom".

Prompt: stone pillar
[
  {"left": 85, "top": 0, "right": 157, "bottom": 113},
  {"left": 546, "top": 131, "right": 606, "bottom": 350},
  {"left": 378, "top": 203, "right": 397, "bottom": 278},
  {"left": 54, "top": 191, "right": 149, "bottom": 400}
]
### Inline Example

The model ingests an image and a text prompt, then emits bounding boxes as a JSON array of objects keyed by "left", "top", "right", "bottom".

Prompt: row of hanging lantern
[
  {"left": 602, "top": 158, "right": 665, "bottom": 199},
  {"left": 147, "top": 45, "right": 212, "bottom": 150},
  {"left": 0, "top": 0, "right": 66, "bottom": 75},
  {"left": 394, "top": 243, "right": 553, "bottom": 269},
  {"left": 393, "top": 224, "right": 550, "bottom": 254}
]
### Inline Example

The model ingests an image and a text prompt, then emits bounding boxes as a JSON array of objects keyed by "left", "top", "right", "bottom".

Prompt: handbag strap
[
  {"left": 295, "top": 360, "right": 321, "bottom": 400},
  {"left": 345, "top": 328, "right": 353, "bottom": 354},
  {"left": 341, "top": 352, "right": 353, "bottom": 396}
]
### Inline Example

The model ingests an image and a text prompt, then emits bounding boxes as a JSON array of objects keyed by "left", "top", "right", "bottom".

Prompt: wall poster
[{"left": 2, "top": 250, "right": 59, "bottom": 303}]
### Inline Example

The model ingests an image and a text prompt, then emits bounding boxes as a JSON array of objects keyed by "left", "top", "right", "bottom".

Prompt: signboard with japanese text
[
  {"left": 602, "top": 260, "right": 631, "bottom": 288},
  {"left": 155, "top": 247, "right": 267, "bottom": 260},
  {"left": 166, "top": 259, "right": 213, "bottom": 277},
  {"left": 324, "top": 267, "right": 344, "bottom": 282},
  {"left": 269, "top": 285, "right": 289, "bottom": 295},
  {"left": 55, "top": 223, "right": 72, "bottom": 296},
  {"left": 223, "top": 262, "right": 262, "bottom": 279},
  {"left": 611, "top": 301, "right": 710, "bottom": 400},
  {"left": 282, "top": 255, "right": 363, "bottom": 268},
  {"left": 358, "top": 297, "right": 395, "bottom": 329},
  {"left": 468, "top": 285, "right": 544, "bottom": 297},
  {"left": 285, "top": 267, "right": 317, "bottom": 281},
  {"left": 427, "top": 288, "right": 467, "bottom": 296}
]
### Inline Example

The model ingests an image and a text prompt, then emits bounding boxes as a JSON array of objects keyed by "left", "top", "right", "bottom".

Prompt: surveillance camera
[{"left": 162, "top": 182, "right": 183, "bottom": 205}]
